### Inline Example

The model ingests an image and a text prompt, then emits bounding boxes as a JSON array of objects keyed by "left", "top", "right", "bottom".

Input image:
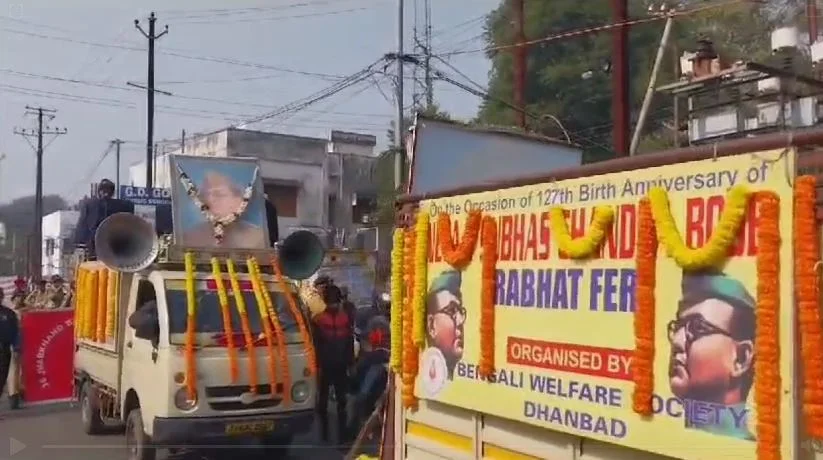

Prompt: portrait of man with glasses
[
  {"left": 423, "top": 270, "right": 465, "bottom": 381},
  {"left": 667, "top": 272, "right": 756, "bottom": 440}
]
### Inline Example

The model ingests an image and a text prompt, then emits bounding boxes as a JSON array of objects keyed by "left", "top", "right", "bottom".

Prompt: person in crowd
[
  {"left": 10, "top": 291, "right": 26, "bottom": 313},
  {"left": 0, "top": 288, "right": 20, "bottom": 405},
  {"left": 48, "top": 275, "right": 70, "bottom": 309},
  {"left": 128, "top": 300, "right": 160, "bottom": 346},
  {"left": 73, "top": 178, "right": 135, "bottom": 256},
  {"left": 312, "top": 284, "right": 355, "bottom": 444},
  {"left": 314, "top": 275, "right": 333, "bottom": 298},
  {"left": 340, "top": 285, "right": 356, "bottom": 323},
  {"left": 25, "top": 280, "right": 49, "bottom": 309},
  {"left": 350, "top": 313, "right": 390, "bottom": 430}
]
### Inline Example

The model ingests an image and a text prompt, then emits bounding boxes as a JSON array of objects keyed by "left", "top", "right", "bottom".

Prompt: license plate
[{"left": 224, "top": 421, "right": 275, "bottom": 435}]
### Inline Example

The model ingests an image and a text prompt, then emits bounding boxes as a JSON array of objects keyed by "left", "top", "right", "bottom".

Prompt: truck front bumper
[{"left": 151, "top": 410, "right": 315, "bottom": 446}]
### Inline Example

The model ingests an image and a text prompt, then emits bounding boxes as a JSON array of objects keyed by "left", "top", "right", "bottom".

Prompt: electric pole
[
  {"left": 611, "top": 0, "right": 630, "bottom": 156},
  {"left": 394, "top": 0, "right": 405, "bottom": 189},
  {"left": 111, "top": 139, "right": 124, "bottom": 197},
  {"left": 134, "top": 12, "right": 168, "bottom": 190},
  {"left": 423, "top": 0, "right": 433, "bottom": 108},
  {"left": 512, "top": 0, "right": 527, "bottom": 129},
  {"left": 13, "top": 106, "right": 67, "bottom": 282}
]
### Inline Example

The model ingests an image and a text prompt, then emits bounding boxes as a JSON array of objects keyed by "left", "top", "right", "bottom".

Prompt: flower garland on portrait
[
  {"left": 754, "top": 191, "right": 781, "bottom": 460},
  {"left": 413, "top": 212, "right": 429, "bottom": 347},
  {"left": 401, "top": 227, "right": 419, "bottom": 409},
  {"left": 548, "top": 206, "right": 615, "bottom": 259},
  {"left": 631, "top": 198, "right": 657, "bottom": 416},
  {"left": 227, "top": 258, "right": 259, "bottom": 394},
  {"left": 389, "top": 229, "right": 405, "bottom": 373},
  {"left": 176, "top": 163, "right": 259, "bottom": 245},
  {"left": 478, "top": 215, "right": 498, "bottom": 379},
  {"left": 793, "top": 176, "right": 823, "bottom": 437},
  {"left": 183, "top": 252, "right": 199, "bottom": 400},
  {"left": 210, "top": 257, "right": 239, "bottom": 383},
  {"left": 437, "top": 209, "right": 482, "bottom": 269},
  {"left": 648, "top": 185, "right": 751, "bottom": 271}
]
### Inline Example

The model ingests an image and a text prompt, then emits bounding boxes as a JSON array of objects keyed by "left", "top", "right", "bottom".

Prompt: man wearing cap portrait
[
  {"left": 181, "top": 170, "right": 266, "bottom": 249},
  {"left": 424, "top": 270, "right": 465, "bottom": 380},
  {"left": 668, "top": 272, "right": 756, "bottom": 441}
]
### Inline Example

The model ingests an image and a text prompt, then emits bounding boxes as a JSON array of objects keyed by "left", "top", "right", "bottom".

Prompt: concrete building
[
  {"left": 128, "top": 128, "right": 380, "bottom": 243},
  {"left": 41, "top": 210, "right": 79, "bottom": 279}
]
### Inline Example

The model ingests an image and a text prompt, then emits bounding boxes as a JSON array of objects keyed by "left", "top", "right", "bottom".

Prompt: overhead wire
[{"left": 65, "top": 143, "right": 114, "bottom": 198}]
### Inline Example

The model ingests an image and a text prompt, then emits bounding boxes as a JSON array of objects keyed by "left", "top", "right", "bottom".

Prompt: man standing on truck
[
  {"left": 312, "top": 284, "right": 355, "bottom": 444},
  {"left": 0, "top": 288, "right": 20, "bottom": 404},
  {"left": 667, "top": 272, "right": 755, "bottom": 440}
]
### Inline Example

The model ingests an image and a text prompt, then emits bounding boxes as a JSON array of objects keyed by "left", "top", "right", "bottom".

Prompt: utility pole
[
  {"left": 512, "top": 0, "right": 527, "bottom": 129},
  {"left": 611, "top": 0, "right": 630, "bottom": 156},
  {"left": 423, "top": 0, "right": 433, "bottom": 108},
  {"left": 134, "top": 12, "right": 168, "bottom": 190},
  {"left": 181, "top": 129, "right": 186, "bottom": 153},
  {"left": 809, "top": 0, "right": 819, "bottom": 43},
  {"left": 13, "top": 106, "right": 67, "bottom": 282},
  {"left": 111, "top": 139, "right": 124, "bottom": 197},
  {"left": 394, "top": 0, "right": 405, "bottom": 189}
]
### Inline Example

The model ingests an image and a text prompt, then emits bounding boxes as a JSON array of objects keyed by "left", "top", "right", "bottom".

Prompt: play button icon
[{"left": 9, "top": 438, "right": 25, "bottom": 456}]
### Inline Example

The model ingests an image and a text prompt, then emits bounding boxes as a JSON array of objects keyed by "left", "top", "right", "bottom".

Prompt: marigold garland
[
  {"left": 271, "top": 257, "right": 317, "bottom": 376},
  {"left": 105, "top": 270, "right": 117, "bottom": 341},
  {"left": 401, "top": 227, "right": 418, "bottom": 409},
  {"left": 549, "top": 206, "right": 615, "bottom": 259},
  {"left": 437, "top": 209, "right": 482, "bottom": 269},
  {"left": 75, "top": 269, "right": 86, "bottom": 339},
  {"left": 793, "top": 176, "right": 823, "bottom": 437},
  {"left": 183, "top": 252, "right": 199, "bottom": 400},
  {"left": 210, "top": 257, "right": 239, "bottom": 383},
  {"left": 389, "top": 229, "right": 405, "bottom": 373},
  {"left": 246, "top": 258, "right": 279, "bottom": 399},
  {"left": 754, "top": 191, "right": 781, "bottom": 460},
  {"left": 478, "top": 215, "right": 498, "bottom": 379},
  {"left": 226, "top": 258, "right": 259, "bottom": 394},
  {"left": 649, "top": 185, "right": 751, "bottom": 271},
  {"left": 252, "top": 257, "right": 292, "bottom": 405},
  {"left": 412, "top": 212, "right": 429, "bottom": 347},
  {"left": 84, "top": 270, "right": 99, "bottom": 340},
  {"left": 95, "top": 269, "right": 108, "bottom": 342},
  {"left": 631, "top": 198, "right": 657, "bottom": 416}
]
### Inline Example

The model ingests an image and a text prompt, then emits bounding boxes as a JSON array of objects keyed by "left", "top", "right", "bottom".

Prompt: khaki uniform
[{"left": 47, "top": 286, "right": 69, "bottom": 309}]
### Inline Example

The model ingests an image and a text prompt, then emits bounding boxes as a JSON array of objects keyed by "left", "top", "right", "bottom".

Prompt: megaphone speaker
[{"left": 278, "top": 230, "right": 325, "bottom": 280}]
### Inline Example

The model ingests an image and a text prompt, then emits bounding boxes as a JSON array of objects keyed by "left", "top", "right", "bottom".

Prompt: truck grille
[{"left": 204, "top": 384, "right": 284, "bottom": 411}]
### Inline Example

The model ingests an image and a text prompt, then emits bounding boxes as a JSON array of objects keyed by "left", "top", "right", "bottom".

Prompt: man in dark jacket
[
  {"left": 0, "top": 288, "right": 20, "bottom": 401},
  {"left": 73, "top": 178, "right": 135, "bottom": 256},
  {"left": 312, "top": 285, "right": 354, "bottom": 443}
]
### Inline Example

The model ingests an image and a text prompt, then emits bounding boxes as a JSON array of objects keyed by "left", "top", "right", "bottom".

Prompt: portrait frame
[{"left": 168, "top": 154, "right": 270, "bottom": 251}]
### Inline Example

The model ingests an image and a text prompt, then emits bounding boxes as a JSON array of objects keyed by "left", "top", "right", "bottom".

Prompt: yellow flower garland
[
  {"left": 247, "top": 258, "right": 279, "bottom": 399},
  {"left": 389, "top": 228, "right": 405, "bottom": 372},
  {"left": 210, "top": 257, "right": 239, "bottom": 382},
  {"left": 648, "top": 185, "right": 751, "bottom": 271},
  {"left": 83, "top": 270, "right": 99, "bottom": 340},
  {"left": 227, "top": 258, "right": 259, "bottom": 393},
  {"left": 184, "top": 252, "right": 199, "bottom": 400},
  {"left": 105, "top": 270, "right": 118, "bottom": 341},
  {"left": 549, "top": 206, "right": 615, "bottom": 258},
  {"left": 74, "top": 269, "right": 86, "bottom": 338},
  {"left": 412, "top": 212, "right": 429, "bottom": 347},
  {"left": 252, "top": 257, "right": 292, "bottom": 405},
  {"left": 95, "top": 269, "right": 109, "bottom": 342}
]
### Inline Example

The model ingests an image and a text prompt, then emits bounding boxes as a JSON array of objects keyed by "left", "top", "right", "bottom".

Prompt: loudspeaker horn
[
  {"left": 95, "top": 212, "right": 159, "bottom": 272},
  {"left": 277, "top": 230, "right": 325, "bottom": 280}
]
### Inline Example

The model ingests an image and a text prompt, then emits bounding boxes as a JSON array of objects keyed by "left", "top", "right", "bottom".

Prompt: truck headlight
[
  {"left": 174, "top": 387, "right": 198, "bottom": 411},
  {"left": 291, "top": 381, "right": 310, "bottom": 403}
]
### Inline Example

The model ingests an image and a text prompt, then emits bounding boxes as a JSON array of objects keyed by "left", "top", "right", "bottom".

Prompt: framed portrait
[{"left": 168, "top": 154, "right": 270, "bottom": 251}]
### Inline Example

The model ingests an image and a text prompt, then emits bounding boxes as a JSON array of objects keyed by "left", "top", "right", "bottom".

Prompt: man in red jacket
[{"left": 312, "top": 284, "right": 354, "bottom": 444}]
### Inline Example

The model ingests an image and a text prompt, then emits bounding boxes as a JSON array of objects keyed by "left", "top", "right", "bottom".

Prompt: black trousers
[
  {"left": 0, "top": 345, "right": 11, "bottom": 397},
  {"left": 317, "top": 368, "right": 348, "bottom": 416}
]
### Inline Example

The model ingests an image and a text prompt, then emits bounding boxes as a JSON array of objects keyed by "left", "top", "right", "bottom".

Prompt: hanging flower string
[
  {"left": 794, "top": 176, "right": 823, "bottom": 437},
  {"left": 437, "top": 209, "right": 482, "bottom": 269},
  {"left": 246, "top": 258, "right": 279, "bottom": 399},
  {"left": 105, "top": 270, "right": 118, "bottom": 341},
  {"left": 271, "top": 257, "right": 317, "bottom": 376},
  {"left": 754, "top": 191, "right": 781, "bottom": 460},
  {"left": 478, "top": 215, "right": 498, "bottom": 379},
  {"left": 210, "top": 257, "right": 239, "bottom": 382},
  {"left": 401, "top": 227, "right": 419, "bottom": 409},
  {"left": 227, "top": 258, "right": 259, "bottom": 393},
  {"left": 389, "top": 229, "right": 405, "bottom": 373},
  {"left": 74, "top": 269, "right": 86, "bottom": 339},
  {"left": 95, "top": 269, "right": 108, "bottom": 342},
  {"left": 631, "top": 198, "right": 657, "bottom": 416},
  {"left": 176, "top": 163, "right": 259, "bottom": 244},
  {"left": 183, "top": 252, "right": 199, "bottom": 400},
  {"left": 549, "top": 206, "right": 615, "bottom": 259},
  {"left": 412, "top": 212, "right": 429, "bottom": 347},
  {"left": 649, "top": 185, "right": 751, "bottom": 271},
  {"left": 253, "top": 257, "right": 292, "bottom": 405},
  {"left": 83, "top": 270, "right": 98, "bottom": 339}
]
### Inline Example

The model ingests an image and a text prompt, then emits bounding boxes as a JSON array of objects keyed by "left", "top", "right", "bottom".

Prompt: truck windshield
[{"left": 165, "top": 281, "right": 305, "bottom": 346}]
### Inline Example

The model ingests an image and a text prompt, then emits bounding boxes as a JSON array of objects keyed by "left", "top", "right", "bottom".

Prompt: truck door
[{"left": 121, "top": 276, "right": 161, "bottom": 425}]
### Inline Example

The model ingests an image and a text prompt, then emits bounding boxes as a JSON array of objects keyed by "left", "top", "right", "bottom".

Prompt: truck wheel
[
  {"left": 80, "top": 382, "right": 105, "bottom": 435},
  {"left": 126, "top": 409, "right": 156, "bottom": 460}
]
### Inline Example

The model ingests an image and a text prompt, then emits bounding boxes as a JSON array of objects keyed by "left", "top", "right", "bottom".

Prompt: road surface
[{"left": 0, "top": 402, "right": 348, "bottom": 460}]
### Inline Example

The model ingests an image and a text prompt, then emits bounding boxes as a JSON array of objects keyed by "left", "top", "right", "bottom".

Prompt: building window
[
  {"left": 352, "top": 195, "right": 377, "bottom": 224},
  {"left": 45, "top": 238, "right": 55, "bottom": 257},
  {"left": 264, "top": 183, "right": 298, "bottom": 218}
]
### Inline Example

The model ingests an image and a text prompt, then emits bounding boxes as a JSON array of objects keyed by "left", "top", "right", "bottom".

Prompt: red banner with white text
[{"left": 21, "top": 310, "right": 75, "bottom": 404}]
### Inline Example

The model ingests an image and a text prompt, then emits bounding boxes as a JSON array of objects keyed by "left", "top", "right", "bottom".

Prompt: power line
[
  {"left": 174, "top": 6, "right": 376, "bottom": 25},
  {"left": 159, "top": 0, "right": 374, "bottom": 18}
]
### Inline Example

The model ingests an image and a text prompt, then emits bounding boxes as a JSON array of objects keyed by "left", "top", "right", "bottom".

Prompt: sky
[{"left": 0, "top": 0, "right": 499, "bottom": 204}]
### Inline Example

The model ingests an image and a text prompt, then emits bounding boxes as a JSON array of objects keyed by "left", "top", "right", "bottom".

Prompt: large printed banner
[
  {"left": 416, "top": 149, "right": 796, "bottom": 459},
  {"left": 21, "top": 310, "right": 75, "bottom": 404}
]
